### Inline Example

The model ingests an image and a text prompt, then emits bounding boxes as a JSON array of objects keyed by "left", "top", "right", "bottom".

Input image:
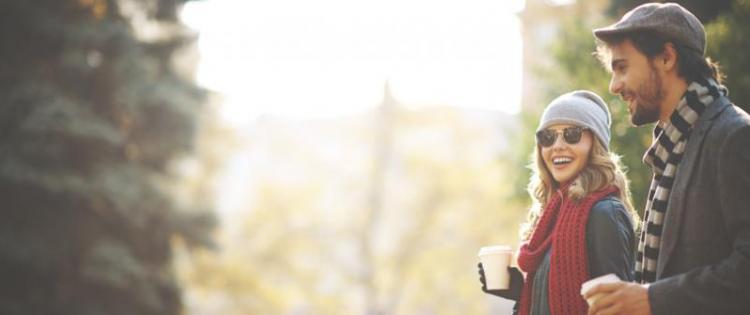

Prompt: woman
[{"left": 478, "top": 90, "right": 638, "bottom": 315}]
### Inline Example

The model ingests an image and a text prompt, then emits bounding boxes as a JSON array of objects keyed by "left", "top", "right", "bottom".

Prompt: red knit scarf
[{"left": 516, "top": 185, "right": 618, "bottom": 315}]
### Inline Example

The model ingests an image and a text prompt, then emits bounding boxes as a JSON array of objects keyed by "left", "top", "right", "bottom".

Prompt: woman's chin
[{"left": 552, "top": 173, "right": 574, "bottom": 184}]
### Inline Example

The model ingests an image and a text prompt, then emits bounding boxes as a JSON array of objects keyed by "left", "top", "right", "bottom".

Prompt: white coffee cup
[
  {"left": 478, "top": 245, "right": 513, "bottom": 290},
  {"left": 580, "top": 273, "right": 621, "bottom": 306}
]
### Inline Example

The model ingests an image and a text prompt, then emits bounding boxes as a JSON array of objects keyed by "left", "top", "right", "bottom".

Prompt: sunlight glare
[{"left": 181, "top": 0, "right": 525, "bottom": 125}]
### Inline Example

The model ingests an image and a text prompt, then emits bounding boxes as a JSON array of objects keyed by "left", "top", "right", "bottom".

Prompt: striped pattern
[{"left": 635, "top": 78, "right": 726, "bottom": 283}]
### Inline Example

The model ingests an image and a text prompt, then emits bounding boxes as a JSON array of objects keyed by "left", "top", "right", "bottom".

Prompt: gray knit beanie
[{"left": 536, "top": 90, "right": 612, "bottom": 151}]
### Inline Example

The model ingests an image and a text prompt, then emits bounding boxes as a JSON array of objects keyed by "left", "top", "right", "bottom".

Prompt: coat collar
[{"left": 655, "top": 96, "right": 732, "bottom": 278}]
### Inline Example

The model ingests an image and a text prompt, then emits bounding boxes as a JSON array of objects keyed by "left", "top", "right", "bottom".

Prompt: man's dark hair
[{"left": 596, "top": 31, "right": 724, "bottom": 84}]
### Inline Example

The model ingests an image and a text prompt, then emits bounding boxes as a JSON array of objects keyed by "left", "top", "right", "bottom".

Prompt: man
[{"left": 584, "top": 2, "right": 750, "bottom": 315}]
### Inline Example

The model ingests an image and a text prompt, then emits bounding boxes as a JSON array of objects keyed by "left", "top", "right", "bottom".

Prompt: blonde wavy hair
[{"left": 520, "top": 136, "right": 639, "bottom": 241}]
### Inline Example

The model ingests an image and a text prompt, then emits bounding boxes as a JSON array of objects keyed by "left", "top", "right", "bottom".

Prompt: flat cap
[{"left": 593, "top": 2, "right": 705, "bottom": 56}]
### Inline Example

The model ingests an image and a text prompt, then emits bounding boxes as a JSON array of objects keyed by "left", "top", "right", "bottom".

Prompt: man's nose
[{"left": 609, "top": 75, "right": 623, "bottom": 95}]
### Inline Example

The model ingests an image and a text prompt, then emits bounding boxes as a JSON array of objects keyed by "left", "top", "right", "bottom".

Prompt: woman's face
[{"left": 538, "top": 124, "right": 593, "bottom": 184}]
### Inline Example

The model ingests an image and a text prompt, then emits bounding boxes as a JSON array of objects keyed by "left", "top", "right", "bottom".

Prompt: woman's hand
[{"left": 477, "top": 262, "right": 523, "bottom": 301}]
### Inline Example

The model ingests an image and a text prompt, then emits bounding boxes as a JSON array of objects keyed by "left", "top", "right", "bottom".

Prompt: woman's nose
[{"left": 551, "top": 133, "right": 567, "bottom": 148}]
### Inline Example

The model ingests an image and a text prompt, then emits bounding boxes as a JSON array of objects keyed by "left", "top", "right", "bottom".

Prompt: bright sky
[{"left": 181, "top": 0, "right": 525, "bottom": 125}]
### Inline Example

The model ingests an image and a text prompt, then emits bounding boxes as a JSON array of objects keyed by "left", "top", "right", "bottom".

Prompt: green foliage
[
  {"left": 510, "top": 10, "right": 653, "bottom": 215},
  {"left": 707, "top": 0, "right": 750, "bottom": 113},
  {"left": 503, "top": 110, "right": 538, "bottom": 207},
  {"left": 0, "top": 1, "right": 215, "bottom": 314}
]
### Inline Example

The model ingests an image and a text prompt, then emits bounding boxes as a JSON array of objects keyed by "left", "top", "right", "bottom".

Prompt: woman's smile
[{"left": 541, "top": 124, "right": 593, "bottom": 184}]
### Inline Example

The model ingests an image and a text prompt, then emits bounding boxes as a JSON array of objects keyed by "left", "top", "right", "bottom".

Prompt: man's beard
[{"left": 628, "top": 65, "right": 664, "bottom": 126}]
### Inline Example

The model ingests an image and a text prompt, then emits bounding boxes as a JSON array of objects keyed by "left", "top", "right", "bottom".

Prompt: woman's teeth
[{"left": 553, "top": 157, "right": 572, "bottom": 165}]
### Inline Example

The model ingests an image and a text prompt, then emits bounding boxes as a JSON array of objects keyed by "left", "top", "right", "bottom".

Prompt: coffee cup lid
[
  {"left": 580, "top": 273, "right": 620, "bottom": 295},
  {"left": 478, "top": 245, "right": 513, "bottom": 256}
]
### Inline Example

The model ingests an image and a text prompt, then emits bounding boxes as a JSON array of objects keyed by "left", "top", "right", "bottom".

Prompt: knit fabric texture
[
  {"left": 635, "top": 78, "right": 727, "bottom": 283},
  {"left": 517, "top": 185, "right": 619, "bottom": 315},
  {"left": 537, "top": 90, "right": 612, "bottom": 151}
]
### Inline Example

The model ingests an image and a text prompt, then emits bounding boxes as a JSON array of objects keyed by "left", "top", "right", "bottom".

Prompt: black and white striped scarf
[{"left": 635, "top": 78, "right": 727, "bottom": 283}]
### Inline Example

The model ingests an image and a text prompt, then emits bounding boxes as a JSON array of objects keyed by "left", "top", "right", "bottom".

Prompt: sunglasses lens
[
  {"left": 537, "top": 127, "right": 585, "bottom": 147},
  {"left": 536, "top": 130, "right": 556, "bottom": 147},
  {"left": 563, "top": 127, "right": 583, "bottom": 144}
]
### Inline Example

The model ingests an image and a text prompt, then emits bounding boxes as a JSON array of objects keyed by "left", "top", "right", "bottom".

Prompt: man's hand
[
  {"left": 585, "top": 281, "right": 651, "bottom": 315},
  {"left": 477, "top": 263, "right": 523, "bottom": 301}
]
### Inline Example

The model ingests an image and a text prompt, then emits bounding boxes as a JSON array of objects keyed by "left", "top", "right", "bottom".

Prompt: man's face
[{"left": 606, "top": 39, "right": 664, "bottom": 126}]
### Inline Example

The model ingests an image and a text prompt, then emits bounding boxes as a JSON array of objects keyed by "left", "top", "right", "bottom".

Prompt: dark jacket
[
  {"left": 648, "top": 96, "right": 750, "bottom": 314},
  {"left": 526, "top": 195, "right": 635, "bottom": 315}
]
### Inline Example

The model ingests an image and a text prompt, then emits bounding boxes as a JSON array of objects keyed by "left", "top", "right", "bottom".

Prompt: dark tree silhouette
[{"left": 0, "top": 1, "right": 215, "bottom": 314}]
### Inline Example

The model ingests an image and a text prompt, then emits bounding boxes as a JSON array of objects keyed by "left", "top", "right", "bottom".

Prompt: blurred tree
[
  {"left": 606, "top": 0, "right": 732, "bottom": 22},
  {"left": 503, "top": 110, "right": 538, "bottom": 208},
  {"left": 0, "top": 1, "right": 215, "bottom": 314},
  {"left": 706, "top": 0, "right": 750, "bottom": 114},
  {"left": 180, "top": 98, "right": 525, "bottom": 314},
  {"left": 382, "top": 106, "right": 524, "bottom": 315},
  {"left": 183, "top": 181, "right": 335, "bottom": 315},
  {"left": 509, "top": 0, "right": 652, "bottom": 217}
]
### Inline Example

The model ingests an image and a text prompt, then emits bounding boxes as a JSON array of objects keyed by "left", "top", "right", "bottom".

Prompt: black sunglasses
[{"left": 535, "top": 126, "right": 589, "bottom": 147}]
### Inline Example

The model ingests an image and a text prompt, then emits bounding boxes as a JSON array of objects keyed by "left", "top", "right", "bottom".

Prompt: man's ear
[{"left": 660, "top": 42, "right": 678, "bottom": 72}]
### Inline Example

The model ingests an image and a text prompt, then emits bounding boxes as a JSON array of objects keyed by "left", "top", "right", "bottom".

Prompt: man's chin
[{"left": 630, "top": 112, "right": 658, "bottom": 126}]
